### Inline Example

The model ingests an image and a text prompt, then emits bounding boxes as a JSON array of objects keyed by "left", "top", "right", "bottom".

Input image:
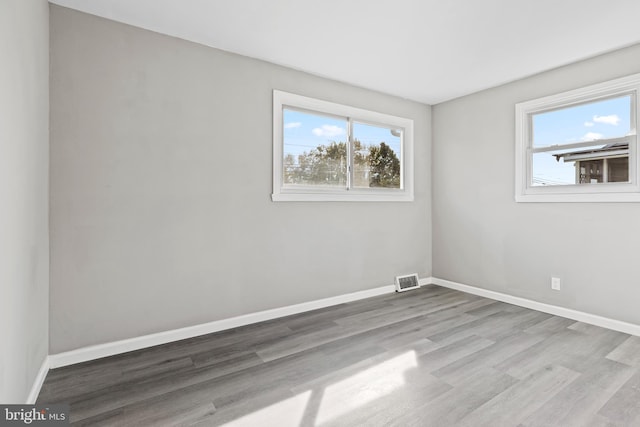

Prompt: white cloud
[
  {"left": 284, "top": 122, "right": 301, "bottom": 129},
  {"left": 584, "top": 121, "right": 594, "bottom": 127},
  {"left": 312, "top": 125, "right": 345, "bottom": 138},
  {"left": 593, "top": 114, "right": 620, "bottom": 125},
  {"left": 582, "top": 132, "right": 603, "bottom": 141}
]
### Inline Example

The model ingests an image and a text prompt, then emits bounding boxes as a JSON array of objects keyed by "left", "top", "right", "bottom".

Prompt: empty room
[{"left": 4, "top": 0, "right": 640, "bottom": 425}]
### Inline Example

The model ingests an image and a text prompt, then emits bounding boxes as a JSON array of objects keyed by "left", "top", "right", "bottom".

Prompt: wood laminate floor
[{"left": 38, "top": 285, "right": 640, "bottom": 426}]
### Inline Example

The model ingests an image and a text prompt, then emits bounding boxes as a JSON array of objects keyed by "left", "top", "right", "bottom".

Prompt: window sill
[
  {"left": 516, "top": 192, "right": 640, "bottom": 203},
  {"left": 272, "top": 191, "right": 414, "bottom": 202}
]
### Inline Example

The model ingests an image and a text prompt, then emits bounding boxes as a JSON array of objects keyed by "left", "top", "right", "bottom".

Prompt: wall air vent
[{"left": 395, "top": 274, "right": 420, "bottom": 292}]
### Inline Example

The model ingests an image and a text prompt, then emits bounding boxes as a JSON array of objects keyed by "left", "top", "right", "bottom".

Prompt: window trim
[
  {"left": 515, "top": 73, "right": 640, "bottom": 203},
  {"left": 272, "top": 90, "right": 414, "bottom": 202}
]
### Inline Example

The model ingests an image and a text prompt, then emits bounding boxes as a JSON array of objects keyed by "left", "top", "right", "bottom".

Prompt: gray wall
[
  {"left": 433, "top": 43, "right": 640, "bottom": 326},
  {"left": 0, "top": 0, "right": 49, "bottom": 403},
  {"left": 49, "top": 6, "right": 431, "bottom": 354}
]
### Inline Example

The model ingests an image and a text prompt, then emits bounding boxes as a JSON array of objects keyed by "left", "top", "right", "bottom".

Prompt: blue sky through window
[
  {"left": 283, "top": 110, "right": 347, "bottom": 158},
  {"left": 352, "top": 122, "right": 401, "bottom": 157},
  {"left": 532, "top": 95, "right": 632, "bottom": 185},
  {"left": 533, "top": 95, "right": 631, "bottom": 146},
  {"left": 283, "top": 109, "right": 401, "bottom": 159}
]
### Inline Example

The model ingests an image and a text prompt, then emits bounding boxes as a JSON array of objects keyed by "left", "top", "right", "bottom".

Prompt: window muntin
[
  {"left": 273, "top": 90, "right": 414, "bottom": 202},
  {"left": 515, "top": 73, "right": 640, "bottom": 202}
]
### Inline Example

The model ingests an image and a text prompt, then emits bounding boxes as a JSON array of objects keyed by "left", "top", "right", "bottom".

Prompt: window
[
  {"left": 515, "top": 73, "right": 640, "bottom": 202},
  {"left": 273, "top": 90, "right": 414, "bottom": 202}
]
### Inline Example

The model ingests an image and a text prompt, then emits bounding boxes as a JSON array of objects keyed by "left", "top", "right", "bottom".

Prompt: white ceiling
[{"left": 49, "top": 0, "right": 640, "bottom": 105}]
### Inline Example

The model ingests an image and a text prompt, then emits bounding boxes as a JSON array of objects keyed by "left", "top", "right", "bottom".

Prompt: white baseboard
[
  {"left": 418, "top": 277, "right": 432, "bottom": 287},
  {"left": 49, "top": 284, "right": 396, "bottom": 369},
  {"left": 26, "top": 356, "right": 49, "bottom": 404},
  {"left": 40, "top": 276, "right": 640, "bottom": 390},
  {"left": 428, "top": 277, "right": 640, "bottom": 337}
]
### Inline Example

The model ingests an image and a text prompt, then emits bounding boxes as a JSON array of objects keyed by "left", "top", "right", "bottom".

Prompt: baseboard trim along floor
[
  {"left": 430, "top": 277, "right": 640, "bottom": 337},
  {"left": 37, "top": 276, "right": 640, "bottom": 404},
  {"left": 48, "top": 277, "right": 640, "bottom": 371},
  {"left": 48, "top": 283, "right": 399, "bottom": 369},
  {"left": 38, "top": 284, "right": 640, "bottom": 425},
  {"left": 27, "top": 355, "right": 50, "bottom": 404}
]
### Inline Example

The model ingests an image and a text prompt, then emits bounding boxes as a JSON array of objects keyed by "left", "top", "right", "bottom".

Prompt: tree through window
[{"left": 273, "top": 90, "right": 414, "bottom": 202}]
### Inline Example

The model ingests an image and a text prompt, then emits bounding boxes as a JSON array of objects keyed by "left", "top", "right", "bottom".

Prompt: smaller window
[
  {"left": 273, "top": 91, "right": 414, "bottom": 202},
  {"left": 515, "top": 73, "right": 640, "bottom": 202}
]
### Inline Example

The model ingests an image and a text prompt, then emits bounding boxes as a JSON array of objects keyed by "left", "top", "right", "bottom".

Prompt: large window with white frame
[
  {"left": 515, "top": 73, "right": 640, "bottom": 202},
  {"left": 272, "top": 90, "right": 414, "bottom": 202}
]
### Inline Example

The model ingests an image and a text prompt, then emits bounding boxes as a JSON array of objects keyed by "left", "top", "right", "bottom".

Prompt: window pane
[
  {"left": 532, "top": 95, "right": 631, "bottom": 147},
  {"left": 352, "top": 122, "right": 402, "bottom": 189},
  {"left": 283, "top": 109, "right": 347, "bottom": 187},
  {"left": 577, "top": 160, "right": 604, "bottom": 183},
  {"left": 532, "top": 142, "right": 630, "bottom": 186},
  {"left": 532, "top": 152, "right": 577, "bottom": 186},
  {"left": 608, "top": 157, "right": 629, "bottom": 182}
]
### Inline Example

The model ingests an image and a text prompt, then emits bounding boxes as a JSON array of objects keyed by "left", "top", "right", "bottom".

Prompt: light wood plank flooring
[{"left": 38, "top": 285, "right": 640, "bottom": 426}]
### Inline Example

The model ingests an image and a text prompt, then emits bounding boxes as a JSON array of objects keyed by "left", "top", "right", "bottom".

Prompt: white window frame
[
  {"left": 515, "top": 73, "right": 640, "bottom": 202},
  {"left": 272, "top": 90, "right": 414, "bottom": 202}
]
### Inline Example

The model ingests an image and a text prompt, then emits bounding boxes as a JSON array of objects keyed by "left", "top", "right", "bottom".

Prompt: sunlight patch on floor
[
  {"left": 221, "top": 390, "right": 312, "bottom": 427},
  {"left": 315, "top": 350, "right": 418, "bottom": 425},
  {"left": 220, "top": 351, "right": 418, "bottom": 426}
]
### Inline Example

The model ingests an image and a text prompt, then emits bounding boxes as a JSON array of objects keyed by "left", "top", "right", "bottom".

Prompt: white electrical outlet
[{"left": 551, "top": 277, "right": 561, "bottom": 291}]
